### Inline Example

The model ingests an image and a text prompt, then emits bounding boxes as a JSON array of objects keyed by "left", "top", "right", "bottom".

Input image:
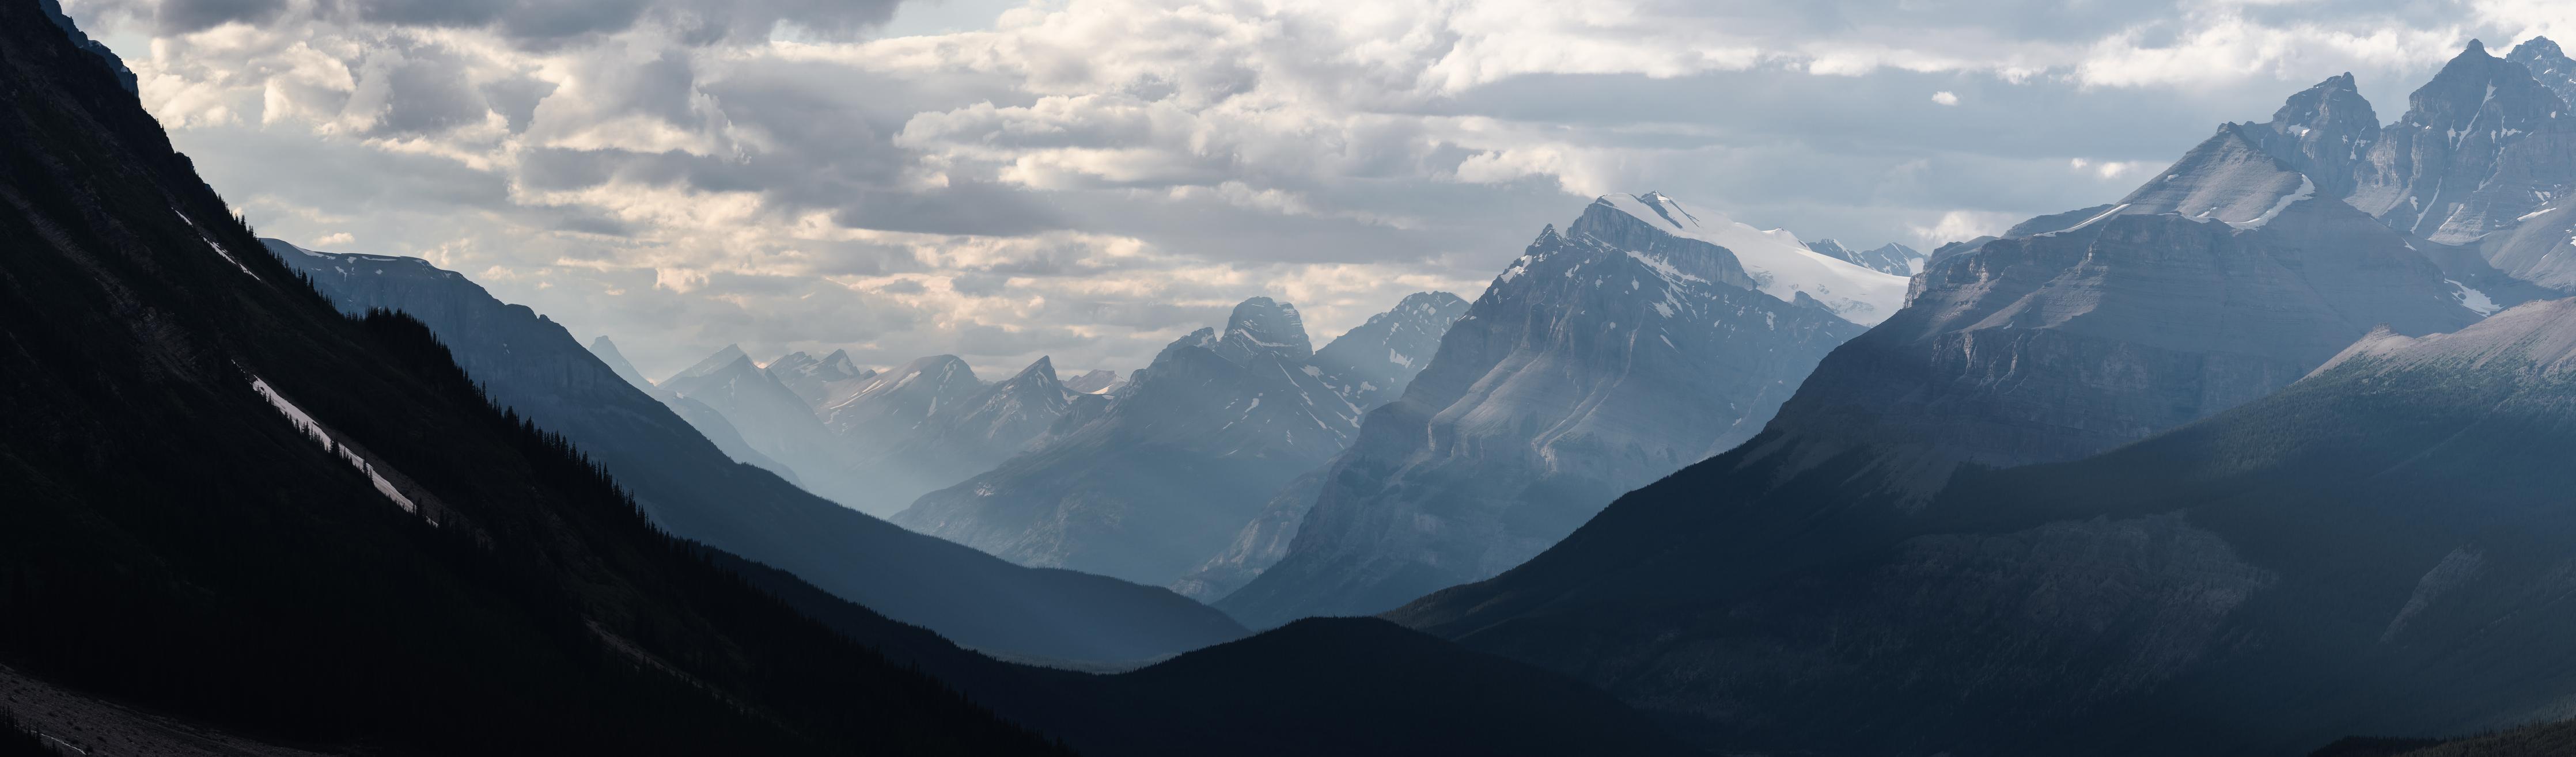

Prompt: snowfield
[{"left": 1597, "top": 193, "right": 1908, "bottom": 325}]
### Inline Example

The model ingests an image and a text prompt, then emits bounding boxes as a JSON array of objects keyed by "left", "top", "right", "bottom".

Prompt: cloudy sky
[{"left": 60, "top": 0, "right": 2576, "bottom": 378}]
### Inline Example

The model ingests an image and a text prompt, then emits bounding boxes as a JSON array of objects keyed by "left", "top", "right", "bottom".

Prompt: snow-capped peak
[{"left": 1592, "top": 193, "right": 1908, "bottom": 326}]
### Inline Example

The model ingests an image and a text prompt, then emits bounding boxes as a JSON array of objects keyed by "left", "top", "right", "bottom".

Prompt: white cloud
[
  {"left": 2070, "top": 158, "right": 2147, "bottom": 180},
  {"left": 59, "top": 0, "right": 2551, "bottom": 375},
  {"left": 1908, "top": 210, "right": 2023, "bottom": 248}
]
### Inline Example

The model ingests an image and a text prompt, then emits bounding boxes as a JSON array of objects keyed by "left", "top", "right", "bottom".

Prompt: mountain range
[
  {"left": 268, "top": 239, "right": 1244, "bottom": 664},
  {"left": 1383, "top": 37, "right": 2576, "bottom": 756},
  {"left": 893, "top": 294, "right": 1469, "bottom": 587},
  {"left": 1213, "top": 193, "right": 1889, "bottom": 626}
]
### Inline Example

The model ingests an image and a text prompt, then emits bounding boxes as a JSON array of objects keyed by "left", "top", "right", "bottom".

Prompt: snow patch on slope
[
  {"left": 2448, "top": 279, "right": 2502, "bottom": 315},
  {"left": 2228, "top": 176, "right": 2316, "bottom": 230},
  {"left": 250, "top": 375, "right": 429, "bottom": 521},
  {"left": 1598, "top": 193, "right": 1907, "bottom": 325},
  {"left": 173, "top": 210, "right": 259, "bottom": 280}
]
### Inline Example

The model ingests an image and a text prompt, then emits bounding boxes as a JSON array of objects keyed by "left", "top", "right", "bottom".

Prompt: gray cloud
[
  {"left": 68, "top": 0, "right": 2574, "bottom": 378},
  {"left": 153, "top": 0, "right": 286, "bottom": 32}
]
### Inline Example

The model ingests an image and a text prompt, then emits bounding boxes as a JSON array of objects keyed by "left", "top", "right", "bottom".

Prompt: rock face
[
  {"left": 1211, "top": 196, "right": 1880, "bottom": 626},
  {"left": 2345, "top": 40, "right": 2576, "bottom": 243},
  {"left": 893, "top": 295, "right": 1463, "bottom": 587},
  {"left": 1806, "top": 238, "right": 1926, "bottom": 275},
  {"left": 1396, "top": 296, "right": 2576, "bottom": 756},
  {"left": 1302, "top": 292, "right": 1470, "bottom": 410},
  {"left": 2507, "top": 37, "right": 2576, "bottom": 128},
  {"left": 265, "top": 241, "right": 1247, "bottom": 664}
]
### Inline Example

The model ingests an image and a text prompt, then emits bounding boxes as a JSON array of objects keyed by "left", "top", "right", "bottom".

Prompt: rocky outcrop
[
  {"left": 2507, "top": 36, "right": 2576, "bottom": 121},
  {"left": 2346, "top": 40, "right": 2576, "bottom": 243}
]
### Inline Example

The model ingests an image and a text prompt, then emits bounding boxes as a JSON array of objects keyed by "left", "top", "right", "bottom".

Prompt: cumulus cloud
[
  {"left": 1908, "top": 209, "right": 2023, "bottom": 248},
  {"left": 57, "top": 0, "right": 2555, "bottom": 376}
]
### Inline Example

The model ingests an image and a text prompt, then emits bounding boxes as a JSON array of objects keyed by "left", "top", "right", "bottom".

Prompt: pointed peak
[
  {"left": 1007, "top": 356, "right": 1063, "bottom": 387},
  {"left": 661, "top": 343, "right": 754, "bottom": 385},
  {"left": 2464, "top": 38, "right": 2490, "bottom": 58},
  {"left": 2513, "top": 36, "right": 2566, "bottom": 60},
  {"left": 818, "top": 349, "right": 861, "bottom": 375}
]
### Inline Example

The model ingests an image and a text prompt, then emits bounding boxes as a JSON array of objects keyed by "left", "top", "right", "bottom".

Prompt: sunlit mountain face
[{"left": 20, "top": 1, "right": 2576, "bottom": 755}]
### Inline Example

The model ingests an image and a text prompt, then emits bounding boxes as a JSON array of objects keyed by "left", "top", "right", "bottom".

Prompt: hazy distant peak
[
  {"left": 665, "top": 344, "right": 749, "bottom": 385},
  {"left": 1214, "top": 297, "right": 1314, "bottom": 365}
]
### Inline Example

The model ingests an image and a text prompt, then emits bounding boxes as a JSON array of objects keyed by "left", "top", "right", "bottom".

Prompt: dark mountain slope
[
  {"left": 0, "top": 6, "right": 1064, "bottom": 752},
  {"left": 1381, "top": 71, "right": 2562, "bottom": 756},
  {"left": 1395, "top": 298, "right": 2576, "bottom": 755},
  {"left": 2349, "top": 717, "right": 2576, "bottom": 757},
  {"left": 719, "top": 554, "right": 1699, "bottom": 757},
  {"left": 269, "top": 241, "right": 1245, "bottom": 664}
]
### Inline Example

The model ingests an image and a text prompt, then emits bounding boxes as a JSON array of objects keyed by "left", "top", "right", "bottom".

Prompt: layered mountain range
[
  {"left": 270, "top": 240, "right": 1245, "bottom": 664},
  {"left": 645, "top": 342, "right": 1109, "bottom": 516},
  {"left": 1383, "top": 38, "right": 2576, "bottom": 756},
  {"left": 894, "top": 294, "right": 1468, "bottom": 587},
  {"left": 1213, "top": 193, "right": 1889, "bottom": 626}
]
